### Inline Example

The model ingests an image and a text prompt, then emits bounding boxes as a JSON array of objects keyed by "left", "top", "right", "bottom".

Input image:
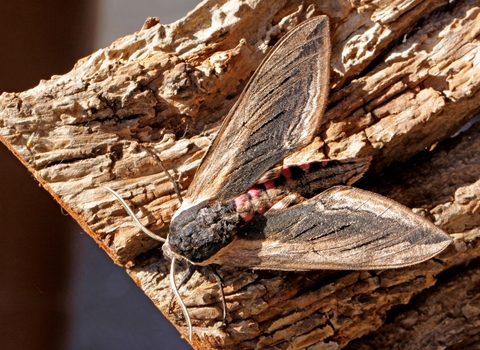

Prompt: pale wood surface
[{"left": 1, "top": 0, "right": 480, "bottom": 348}]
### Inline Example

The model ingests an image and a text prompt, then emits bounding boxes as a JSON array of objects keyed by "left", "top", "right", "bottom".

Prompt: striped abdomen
[{"left": 234, "top": 157, "right": 370, "bottom": 221}]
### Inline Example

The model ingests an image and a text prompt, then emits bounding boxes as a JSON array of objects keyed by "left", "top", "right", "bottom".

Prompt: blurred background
[{"left": 0, "top": 1, "right": 201, "bottom": 349}]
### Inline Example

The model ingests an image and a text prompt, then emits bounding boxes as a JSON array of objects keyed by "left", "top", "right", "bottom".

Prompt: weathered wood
[{"left": 1, "top": 0, "right": 479, "bottom": 348}]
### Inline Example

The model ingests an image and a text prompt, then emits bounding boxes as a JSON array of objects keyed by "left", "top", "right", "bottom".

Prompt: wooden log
[{"left": 1, "top": 0, "right": 479, "bottom": 348}]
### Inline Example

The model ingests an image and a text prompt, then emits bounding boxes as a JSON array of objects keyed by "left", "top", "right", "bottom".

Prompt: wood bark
[{"left": 1, "top": 0, "right": 480, "bottom": 348}]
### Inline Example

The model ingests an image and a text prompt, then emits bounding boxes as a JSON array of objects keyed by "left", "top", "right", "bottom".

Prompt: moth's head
[{"left": 165, "top": 200, "right": 240, "bottom": 264}]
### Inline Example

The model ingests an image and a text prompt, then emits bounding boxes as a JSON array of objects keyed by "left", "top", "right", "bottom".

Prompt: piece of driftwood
[{"left": 1, "top": 0, "right": 479, "bottom": 348}]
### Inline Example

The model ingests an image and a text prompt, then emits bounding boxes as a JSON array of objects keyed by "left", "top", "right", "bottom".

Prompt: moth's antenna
[
  {"left": 170, "top": 258, "right": 193, "bottom": 341},
  {"left": 103, "top": 186, "right": 165, "bottom": 242},
  {"left": 143, "top": 147, "right": 183, "bottom": 204},
  {"left": 168, "top": 264, "right": 196, "bottom": 313}
]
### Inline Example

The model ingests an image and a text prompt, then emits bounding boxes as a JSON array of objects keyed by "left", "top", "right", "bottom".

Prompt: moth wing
[
  {"left": 208, "top": 186, "right": 451, "bottom": 270},
  {"left": 184, "top": 16, "right": 331, "bottom": 205}
]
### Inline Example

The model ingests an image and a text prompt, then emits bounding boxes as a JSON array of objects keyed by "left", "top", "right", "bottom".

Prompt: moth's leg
[
  {"left": 267, "top": 193, "right": 304, "bottom": 213},
  {"left": 169, "top": 264, "right": 228, "bottom": 326},
  {"left": 201, "top": 265, "right": 227, "bottom": 325},
  {"left": 168, "top": 263, "right": 197, "bottom": 313}
]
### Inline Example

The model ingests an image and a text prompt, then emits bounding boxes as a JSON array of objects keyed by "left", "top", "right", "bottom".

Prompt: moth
[
  {"left": 162, "top": 16, "right": 450, "bottom": 270},
  {"left": 106, "top": 15, "right": 451, "bottom": 340}
]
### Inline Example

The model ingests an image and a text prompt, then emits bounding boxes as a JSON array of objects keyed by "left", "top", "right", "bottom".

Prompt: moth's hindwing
[
  {"left": 203, "top": 186, "right": 451, "bottom": 270},
  {"left": 183, "top": 16, "right": 331, "bottom": 206}
]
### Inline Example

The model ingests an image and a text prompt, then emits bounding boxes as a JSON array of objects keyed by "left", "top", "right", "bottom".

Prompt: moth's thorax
[{"left": 168, "top": 200, "right": 241, "bottom": 263}]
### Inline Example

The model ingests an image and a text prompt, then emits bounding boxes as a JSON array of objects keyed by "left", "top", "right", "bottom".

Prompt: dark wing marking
[
  {"left": 205, "top": 186, "right": 451, "bottom": 270},
  {"left": 184, "top": 16, "right": 331, "bottom": 205}
]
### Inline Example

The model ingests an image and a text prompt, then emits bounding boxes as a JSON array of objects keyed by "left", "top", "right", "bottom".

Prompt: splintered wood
[{"left": 1, "top": 0, "right": 479, "bottom": 349}]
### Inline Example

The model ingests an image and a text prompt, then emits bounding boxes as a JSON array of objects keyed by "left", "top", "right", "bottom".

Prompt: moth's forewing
[
  {"left": 182, "top": 16, "right": 331, "bottom": 208},
  {"left": 202, "top": 186, "right": 451, "bottom": 270}
]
